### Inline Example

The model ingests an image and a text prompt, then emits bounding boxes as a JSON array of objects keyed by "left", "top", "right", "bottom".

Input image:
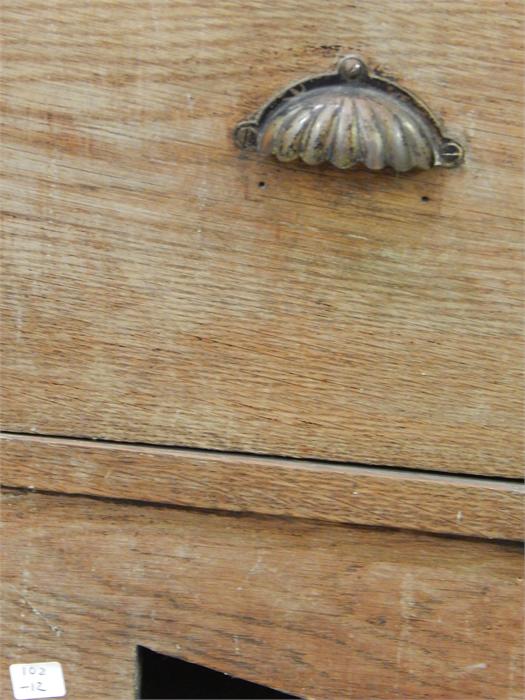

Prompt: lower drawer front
[{"left": 2, "top": 491, "right": 523, "bottom": 700}]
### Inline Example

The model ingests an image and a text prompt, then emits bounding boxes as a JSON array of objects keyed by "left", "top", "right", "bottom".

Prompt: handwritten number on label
[
  {"left": 22, "top": 667, "right": 47, "bottom": 676},
  {"left": 10, "top": 661, "right": 66, "bottom": 699},
  {"left": 18, "top": 682, "right": 48, "bottom": 692}
]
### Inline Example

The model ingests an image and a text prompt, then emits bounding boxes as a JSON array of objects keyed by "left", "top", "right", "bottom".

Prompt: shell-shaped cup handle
[{"left": 234, "top": 55, "right": 464, "bottom": 173}]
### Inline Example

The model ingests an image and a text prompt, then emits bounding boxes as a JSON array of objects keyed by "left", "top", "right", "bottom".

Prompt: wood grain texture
[
  {"left": 2, "top": 433, "right": 523, "bottom": 540},
  {"left": 1, "top": 1, "right": 523, "bottom": 476},
  {"left": 1, "top": 490, "right": 523, "bottom": 700}
]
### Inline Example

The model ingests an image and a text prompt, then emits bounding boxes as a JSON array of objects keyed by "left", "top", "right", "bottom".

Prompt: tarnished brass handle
[{"left": 234, "top": 55, "right": 464, "bottom": 173}]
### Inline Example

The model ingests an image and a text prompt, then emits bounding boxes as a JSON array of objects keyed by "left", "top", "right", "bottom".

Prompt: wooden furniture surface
[
  {"left": 1, "top": 2, "right": 523, "bottom": 699},
  {"left": 2, "top": 434, "right": 523, "bottom": 541},
  {"left": 1, "top": 0, "right": 523, "bottom": 476},
  {"left": 2, "top": 490, "right": 523, "bottom": 700}
]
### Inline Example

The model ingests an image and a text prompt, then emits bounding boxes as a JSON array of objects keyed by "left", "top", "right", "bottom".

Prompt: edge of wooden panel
[{"left": 1, "top": 433, "right": 523, "bottom": 540}]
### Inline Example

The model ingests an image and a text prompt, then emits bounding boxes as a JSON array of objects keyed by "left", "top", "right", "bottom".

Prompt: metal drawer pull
[{"left": 234, "top": 55, "right": 464, "bottom": 172}]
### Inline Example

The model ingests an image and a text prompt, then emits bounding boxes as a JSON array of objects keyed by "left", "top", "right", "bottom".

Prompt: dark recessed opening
[
  {"left": 137, "top": 646, "right": 300, "bottom": 699},
  {"left": 421, "top": 195, "right": 430, "bottom": 202},
  {"left": 258, "top": 181, "right": 267, "bottom": 189}
]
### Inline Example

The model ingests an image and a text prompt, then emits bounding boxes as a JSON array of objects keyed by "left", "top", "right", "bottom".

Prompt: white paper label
[{"left": 9, "top": 662, "right": 66, "bottom": 699}]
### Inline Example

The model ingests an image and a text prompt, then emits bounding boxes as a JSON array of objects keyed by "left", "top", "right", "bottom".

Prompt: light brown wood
[
  {"left": 1, "top": 1, "right": 523, "bottom": 477},
  {"left": 2, "top": 433, "right": 523, "bottom": 541},
  {"left": 1, "top": 490, "right": 523, "bottom": 700}
]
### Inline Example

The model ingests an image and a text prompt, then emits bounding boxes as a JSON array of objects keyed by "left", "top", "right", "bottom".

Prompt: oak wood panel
[
  {"left": 1, "top": 490, "right": 524, "bottom": 700},
  {"left": 1, "top": 1, "right": 523, "bottom": 476},
  {"left": 2, "top": 434, "right": 523, "bottom": 540}
]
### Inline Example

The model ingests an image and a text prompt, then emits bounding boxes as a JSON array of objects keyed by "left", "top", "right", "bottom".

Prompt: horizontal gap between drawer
[
  {"left": 0, "top": 484, "right": 521, "bottom": 549},
  {"left": 1, "top": 431, "right": 523, "bottom": 541},
  {"left": 1, "top": 429, "right": 522, "bottom": 484}
]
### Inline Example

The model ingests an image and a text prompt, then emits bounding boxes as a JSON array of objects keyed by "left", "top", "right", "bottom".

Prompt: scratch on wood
[{"left": 20, "top": 596, "right": 62, "bottom": 637}]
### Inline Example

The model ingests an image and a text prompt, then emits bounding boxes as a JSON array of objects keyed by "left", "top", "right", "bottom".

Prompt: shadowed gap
[{"left": 137, "top": 646, "right": 300, "bottom": 699}]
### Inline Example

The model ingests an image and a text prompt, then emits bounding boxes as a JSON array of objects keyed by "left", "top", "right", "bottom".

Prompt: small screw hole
[
  {"left": 421, "top": 196, "right": 430, "bottom": 203},
  {"left": 258, "top": 181, "right": 267, "bottom": 189}
]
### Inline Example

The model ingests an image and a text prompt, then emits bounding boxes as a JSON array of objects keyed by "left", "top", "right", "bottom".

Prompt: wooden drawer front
[
  {"left": 1, "top": 491, "right": 523, "bottom": 700},
  {"left": 2, "top": 1, "right": 522, "bottom": 476}
]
